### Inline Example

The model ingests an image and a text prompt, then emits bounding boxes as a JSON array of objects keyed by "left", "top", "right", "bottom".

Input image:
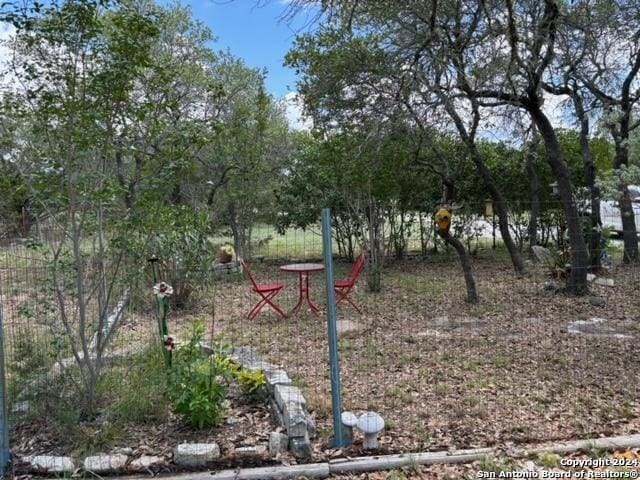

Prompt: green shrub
[
  {"left": 150, "top": 207, "right": 216, "bottom": 309},
  {"left": 168, "top": 321, "right": 234, "bottom": 428},
  {"left": 233, "top": 368, "right": 266, "bottom": 398}
]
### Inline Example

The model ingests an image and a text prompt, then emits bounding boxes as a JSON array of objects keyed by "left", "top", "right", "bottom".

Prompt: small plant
[
  {"left": 233, "top": 368, "right": 266, "bottom": 398},
  {"left": 387, "top": 470, "right": 408, "bottom": 480},
  {"left": 586, "top": 440, "right": 608, "bottom": 459},
  {"left": 168, "top": 321, "right": 234, "bottom": 428},
  {"left": 537, "top": 452, "right": 561, "bottom": 469},
  {"left": 478, "top": 455, "right": 514, "bottom": 473},
  {"left": 548, "top": 247, "right": 571, "bottom": 279},
  {"left": 69, "top": 421, "right": 125, "bottom": 458}
]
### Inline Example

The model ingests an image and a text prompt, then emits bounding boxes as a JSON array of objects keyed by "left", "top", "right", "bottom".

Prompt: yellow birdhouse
[{"left": 435, "top": 208, "right": 452, "bottom": 234}]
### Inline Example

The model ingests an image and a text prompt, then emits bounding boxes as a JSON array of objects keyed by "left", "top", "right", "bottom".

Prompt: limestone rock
[
  {"left": 129, "top": 455, "right": 165, "bottom": 472},
  {"left": 289, "top": 435, "right": 312, "bottom": 460},
  {"left": 234, "top": 445, "right": 267, "bottom": 459},
  {"left": 594, "top": 277, "right": 614, "bottom": 287},
  {"left": 282, "top": 400, "right": 308, "bottom": 438},
  {"left": 264, "top": 369, "right": 292, "bottom": 393},
  {"left": 268, "top": 432, "right": 289, "bottom": 457},
  {"left": 23, "top": 455, "right": 75, "bottom": 474},
  {"left": 83, "top": 454, "right": 128, "bottom": 473},
  {"left": 532, "top": 246, "right": 554, "bottom": 266},
  {"left": 274, "top": 384, "right": 306, "bottom": 410},
  {"left": 174, "top": 443, "right": 220, "bottom": 467}
]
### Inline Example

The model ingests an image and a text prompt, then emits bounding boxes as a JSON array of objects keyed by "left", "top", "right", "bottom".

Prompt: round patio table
[{"left": 280, "top": 263, "right": 324, "bottom": 315}]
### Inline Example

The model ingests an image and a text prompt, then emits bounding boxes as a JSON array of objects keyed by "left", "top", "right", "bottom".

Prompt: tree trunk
[
  {"left": 619, "top": 187, "right": 639, "bottom": 264},
  {"left": 366, "top": 197, "right": 382, "bottom": 292},
  {"left": 612, "top": 88, "right": 640, "bottom": 263},
  {"left": 438, "top": 230, "right": 478, "bottom": 303},
  {"left": 573, "top": 93, "right": 602, "bottom": 270},
  {"left": 613, "top": 139, "right": 639, "bottom": 263},
  {"left": 529, "top": 104, "right": 589, "bottom": 295},
  {"left": 228, "top": 202, "right": 244, "bottom": 259},
  {"left": 469, "top": 147, "right": 527, "bottom": 275},
  {"left": 443, "top": 102, "right": 527, "bottom": 275},
  {"left": 525, "top": 137, "right": 540, "bottom": 252}
]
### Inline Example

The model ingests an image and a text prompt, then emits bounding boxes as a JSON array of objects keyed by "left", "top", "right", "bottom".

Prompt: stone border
[
  {"left": 226, "top": 346, "right": 315, "bottom": 460},
  {"left": 19, "top": 423, "right": 640, "bottom": 476},
  {"left": 18, "top": 345, "right": 314, "bottom": 475},
  {"left": 103, "top": 433, "right": 640, "bottom": 480},
  {"left": 212, "top": 259, "right": 242, "bottom": 275}
]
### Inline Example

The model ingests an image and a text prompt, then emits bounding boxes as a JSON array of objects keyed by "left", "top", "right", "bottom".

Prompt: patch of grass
[
  {"left": 7, "top": 326, "right": 60, "bottom": 406},
  {"left": 386, "top": 470, "right": 408, "bottom": 480},
  {"left": 384, "top": 418, "right": 396, "bottom": 431},
  {"left": 434, "top": 383, "right": 453, "bottom": 395},
  {"left": 478, "top": 455, "right": 514, "bottom": 473},
  {"left": 459, "top": 357, "right": 484, "bottom": 372},
  {"left": 547, "top": 354, "right": 568, "bottom": 367},
  {"left": 397, "top": 353, "right": 421, "bottom": 367},
  {"left": 469, "top": 405, "right": 489, "bottom": 419},
  {"left": 305, "top": 389, "right": 332, "bottom": 417},
  {"left": 406, "top": 454, "right": 420, "bottom": 474},
  {"left": 250, "top": 224, "right": 324, "bottom": 260},
  {"left": 536, "top": 369, "right": 554, "bottom": 381},
  {"left": 533, "top": 391, "right": 550, "bottom": 405},
  {"left": 99, "top": 343, "right": 170, "bottom": 425},
  {"left": 466, "top": 379, "right": 490, "bottom": 390},
  {"left": 537, "top": 452, "right": 561, "bottom": 469},
  {"left": 396, "top": 275, "right": 447, "bottom": 299},
  {"left": 468, "top": 303, "right": 503, "bottom": 317},
  {"left": 415, "top": 424, "right": 431, "bottom": 444},
  {"left": 69, "top": 421, "right": 125, "bottom": 458},
  {"left": 463, "top": 394, "right": 481, "bottom": 408},
  {"left": 618, "top": 400, "right": 635, "bottom": 419},
  {"left": 339, "top": 338, "right": 356, "bottom": 352},
  {"left": 385, "top": 387, "right": 414, "bottom": 405},
  {"left": 586, "top": 440, "right": 608, "bottom": 459},
  {"left": 291, "top": 375, "right": 310, "bottom": 389},
  {"left": 492, "top": 354, "right": 513, "bottom": 369}
]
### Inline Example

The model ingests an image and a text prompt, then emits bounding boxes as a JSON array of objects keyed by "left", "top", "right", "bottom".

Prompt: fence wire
[{"left": 0, "top": 201, "right": 638, "bottom": 465}]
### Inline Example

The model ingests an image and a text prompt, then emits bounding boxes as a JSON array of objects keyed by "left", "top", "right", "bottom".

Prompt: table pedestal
[{"left": 292, "top": 271, "right": 320, "bottom": 315}]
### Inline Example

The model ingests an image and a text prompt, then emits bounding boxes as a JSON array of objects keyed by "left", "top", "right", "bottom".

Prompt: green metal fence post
[
  {"left": 321, "top": 208, "right": 350, "bottom": 448},
  {"left": 0, "top": 304, "right": 10, "bottom": 475}
]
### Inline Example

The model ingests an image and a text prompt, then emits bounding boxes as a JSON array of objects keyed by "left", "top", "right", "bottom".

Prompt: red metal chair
[
  {"left": 240, "top": 259, "right": 287, "bottom": 320},
  {"left": 334, "top": 253, "right": 366, "bottom": 313}
]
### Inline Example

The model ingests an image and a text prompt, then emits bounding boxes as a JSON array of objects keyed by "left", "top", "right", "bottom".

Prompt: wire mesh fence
[{"left": 0, "top": 201, "right": 638, "bottom": 464}]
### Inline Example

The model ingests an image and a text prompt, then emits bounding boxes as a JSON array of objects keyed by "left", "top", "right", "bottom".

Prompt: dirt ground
[{"left": 210, "top": 253, "right": 640, "bottom": 454}]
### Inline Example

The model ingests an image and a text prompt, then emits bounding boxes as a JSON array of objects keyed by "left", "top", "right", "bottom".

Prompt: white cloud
[
  {"left": 283, "top": 91, "right": 312, "bottom": 131},
  {"left": 0, "top": 23, "right": 15, "bottom": 61},
  {"left": 0, "top": 23, "right": 17, "bottom": 89}
]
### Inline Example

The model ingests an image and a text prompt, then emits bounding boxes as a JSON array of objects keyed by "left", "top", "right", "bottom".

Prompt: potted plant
[{"left": 217, "top": 244, "right": 235, "bottom": 264}]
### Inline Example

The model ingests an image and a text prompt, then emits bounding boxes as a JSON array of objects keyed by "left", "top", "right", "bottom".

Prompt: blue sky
[{"left": 165, "top": 0, "right": 315, "bottom": 99}]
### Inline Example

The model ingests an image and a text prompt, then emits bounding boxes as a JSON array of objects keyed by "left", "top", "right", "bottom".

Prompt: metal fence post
[
  {"left": 0, "top": 304, "right": 10, "bottom": 476},
  {"left": 321, "top": 208, "right": 350, "bottom": 448}
]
